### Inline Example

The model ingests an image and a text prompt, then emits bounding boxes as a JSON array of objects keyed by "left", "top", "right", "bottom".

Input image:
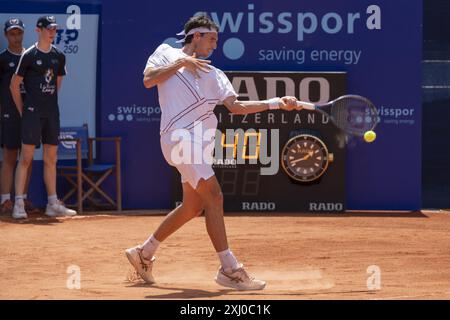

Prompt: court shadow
[
  {"left": 0, "top": 212, "right": 62, "bottom": 225},
  {"left": 225, "top": 210, "right": 428, "bottom": 219},
  {"left": 126, "top": 282, "right": 375, "bottom": 299},
  {"left": 70, "top": 210, "right": 430, "bottom": 219},
  {"left": 145, "top": 286, "right": 234, "bottom": 299},
  {"left": 125, "top": 282, "right": 233, "bottom": 299},
  {"left": 343, "top": 211, "right": 428, "bottom": 218}
]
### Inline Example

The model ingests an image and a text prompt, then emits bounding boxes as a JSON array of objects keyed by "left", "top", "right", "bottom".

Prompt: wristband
[{"left": 266, "top": 97, "right": 281, "bottom": 110}]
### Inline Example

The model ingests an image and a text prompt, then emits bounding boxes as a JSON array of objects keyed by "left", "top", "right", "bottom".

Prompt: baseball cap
[
  {"left": 36, "top": 16, "right": 58, "bottom": 29},
  {"left": 4, "top": 18, "right": 25, "bottom": 32}
]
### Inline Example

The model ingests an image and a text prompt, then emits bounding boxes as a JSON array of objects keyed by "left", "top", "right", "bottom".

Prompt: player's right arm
[
  {"left": 143, "top": 53, "right": 211, "bottom": 89},
  {"left": 10, "top": 74, "right": 24, "bottom": 116}
]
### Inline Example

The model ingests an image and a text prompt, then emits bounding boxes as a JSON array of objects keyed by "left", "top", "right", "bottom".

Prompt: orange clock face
[{"left": 281, "top": 134, "right": 332, "bottom": 182}]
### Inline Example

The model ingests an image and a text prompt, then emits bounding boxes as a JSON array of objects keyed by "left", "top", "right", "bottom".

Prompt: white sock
[
  {"left": 1, "top": 194, "right": 11, "bottom": 204},
  {"left": 15, "top": 195, "right": 24, "bottom": 207},
  {"left": 218, "top": 249, "right": 239, "bottom": 271},
  {"left": 141, "top": 235, "right": 160, "bottom": 260},
  {"left": 48, "top": 195, "right": 58, "bottom": 205}
]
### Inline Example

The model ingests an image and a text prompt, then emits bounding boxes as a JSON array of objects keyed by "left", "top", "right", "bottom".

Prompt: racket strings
[{"left": 331, "top": 97, "right": 378, "bottom": 136}]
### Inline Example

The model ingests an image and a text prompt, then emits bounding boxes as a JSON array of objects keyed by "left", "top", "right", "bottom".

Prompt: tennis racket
[{"left": 297, "top": 95, "right": 378, "bottom": 137}]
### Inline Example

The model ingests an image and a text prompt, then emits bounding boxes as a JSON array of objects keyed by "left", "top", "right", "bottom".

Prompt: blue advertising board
[
  {"left": 101, "top": 0, "right": 422, "bottom": 210},
  {"left": 0, "top": 0, "right": 422, "bottom": 210}
]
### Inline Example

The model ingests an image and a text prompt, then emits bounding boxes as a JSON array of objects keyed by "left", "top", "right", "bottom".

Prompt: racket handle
[{"left": 296, "top": 101, "right": 316, "bottom": 110}]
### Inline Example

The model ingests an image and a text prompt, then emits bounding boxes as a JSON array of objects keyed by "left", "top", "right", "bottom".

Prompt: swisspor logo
[
  {"left": 108, "top": 105, "right": 161, "bottom": 123},
  {"left": 163, "top": 4, "right": 382, "bottom": 61}
]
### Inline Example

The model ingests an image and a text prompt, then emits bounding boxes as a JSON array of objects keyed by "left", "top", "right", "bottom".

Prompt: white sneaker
[
  {"left": 12, "top": 203, "right": 28, "bottom": 219},
  {"left": 45, "top": 201, "right": 77, "bottom": 217},
  {"left": 215, "top": 264, "right": 266, "bottom": 291},
  {"left": 125, "top": 246, "right": 156, "bottom": 284}
]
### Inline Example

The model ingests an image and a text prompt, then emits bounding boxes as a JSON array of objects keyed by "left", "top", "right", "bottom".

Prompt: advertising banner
[{"left": 101, "top": 0, "right": 422, "bottom": 210}]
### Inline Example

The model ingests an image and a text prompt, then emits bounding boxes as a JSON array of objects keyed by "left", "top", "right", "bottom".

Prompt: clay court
[{"left": 1, "top": 210, "right": 450, "bottom": 300}]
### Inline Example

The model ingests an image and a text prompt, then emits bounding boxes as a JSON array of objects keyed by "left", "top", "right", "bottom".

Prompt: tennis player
[{"left": 126, "top": 13, "right": 302, "bottom": 290}]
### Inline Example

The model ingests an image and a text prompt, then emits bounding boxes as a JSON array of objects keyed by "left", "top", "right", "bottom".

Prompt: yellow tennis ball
[{"left": 364, "top": 131, "right": 376, "bottom": 143}]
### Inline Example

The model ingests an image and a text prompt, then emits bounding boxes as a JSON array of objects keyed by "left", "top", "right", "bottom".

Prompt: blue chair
[{"left": 57, "top": 124, "right": 122, "bottom": 213}]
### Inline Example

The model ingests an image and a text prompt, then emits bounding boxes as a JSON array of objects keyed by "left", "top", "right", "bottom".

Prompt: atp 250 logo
[{"left": 53, "top": 5, "right": 82, "bottom": 54}]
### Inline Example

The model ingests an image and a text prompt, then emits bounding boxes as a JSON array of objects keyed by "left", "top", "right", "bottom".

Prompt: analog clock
[{"left": 281, "top": 134, "right": 334, "bottom": 182}]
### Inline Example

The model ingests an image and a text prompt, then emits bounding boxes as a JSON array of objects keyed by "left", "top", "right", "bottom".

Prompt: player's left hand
[{"left": 280, "top": 96, "right": 300, "bottom": 111}]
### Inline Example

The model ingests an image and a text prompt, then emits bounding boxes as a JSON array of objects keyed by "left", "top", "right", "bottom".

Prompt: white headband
[{"left": 175, "top": 27, "right": 217, "bottom": 43}]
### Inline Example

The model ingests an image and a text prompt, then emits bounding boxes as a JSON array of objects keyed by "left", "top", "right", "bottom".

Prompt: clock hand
[{"left": 291, "top": 152, "right": 312, "bottom": 164}]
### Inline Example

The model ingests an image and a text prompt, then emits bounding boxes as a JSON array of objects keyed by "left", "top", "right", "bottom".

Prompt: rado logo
[
  {"left": 309, "top": 202, "right": 344, "bottom": 211},
  {"left": 242, "top": 202, "right": 276, "bottom": 211},
  {"left": 230, "top": 75, "right": 331, "bottom": 104}
]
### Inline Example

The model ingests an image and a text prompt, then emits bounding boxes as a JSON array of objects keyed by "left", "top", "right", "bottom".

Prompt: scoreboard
[{"left": 173, "top": 72, "right": 347, "bottom": 213}]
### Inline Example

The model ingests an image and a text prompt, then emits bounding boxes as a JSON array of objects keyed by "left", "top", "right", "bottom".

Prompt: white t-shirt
[{"left": 144, "top": 44, "right": 238, "bottom": 135}]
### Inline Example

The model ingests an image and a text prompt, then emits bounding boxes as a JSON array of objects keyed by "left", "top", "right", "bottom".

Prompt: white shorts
[{"left": 160, "top": 131, "right": 215, "bottom": 189}]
